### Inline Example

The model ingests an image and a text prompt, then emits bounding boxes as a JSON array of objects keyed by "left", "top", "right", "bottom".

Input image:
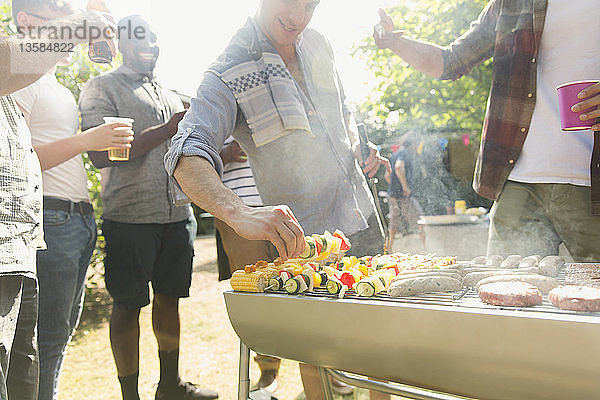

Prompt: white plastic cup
[{"left": 103, "top": 117, "right": 134, "bottom": 161}]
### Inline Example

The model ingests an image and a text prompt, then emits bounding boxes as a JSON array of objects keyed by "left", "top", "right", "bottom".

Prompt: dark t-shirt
[{"left": 388, "top": 149, "right": 413, "bottom": 199}]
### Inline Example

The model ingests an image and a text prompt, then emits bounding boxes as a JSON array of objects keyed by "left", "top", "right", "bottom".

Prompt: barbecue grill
[{"left": 224, "top": 265, "right": 600, "bottom": 400}]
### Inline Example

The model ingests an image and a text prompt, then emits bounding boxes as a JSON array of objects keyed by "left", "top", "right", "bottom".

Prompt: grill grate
[{"left": 264, "top": 269, "right": 600, "bottom": 318}]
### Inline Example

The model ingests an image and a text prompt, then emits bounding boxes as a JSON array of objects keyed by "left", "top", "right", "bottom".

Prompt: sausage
[
  {"left": 519, "top": 255, "right": 541, "bottom": 268},
  {"left": 391, "top": 271, "right": 463, "bottom": 285},
  {"left": 538, "top": 256, "right": 565, "bottom": 278},
  {"left": 486, "top": 255, "right": 504, "bottom": 267},
  {"left": 463, "top": 266, "right": 540, "bottom": 275},
  {"left": 463, "top": 270, "right": 536, "bottom": 287},
  {"left": 396, "top": 268, "right": 464, "bottom": 277},
  {"left": 388, "top": 276, "right": 462, "bottom": 297},
  {"left": 475, "top": 274, "right": 560, "bottom": 295},
  {"left": 471, "top": 256, "right": 487, "bottom": 264},
  {"left": 500, "top": 255, "right": 522, "bottom": 269}
]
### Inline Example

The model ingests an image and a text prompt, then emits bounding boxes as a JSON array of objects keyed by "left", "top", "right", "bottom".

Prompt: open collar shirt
[
  {"left": 0, "top": 95, "right": 44, "bottom": 276},
  {"left": 79, "top": 66, "right": 190, "bottom": 224},
  {"left": 165, "top": 25, "right": 377, "bottom": 236},
  {"left": 440, "top": 0, "right": 550, "bottom": 201}
]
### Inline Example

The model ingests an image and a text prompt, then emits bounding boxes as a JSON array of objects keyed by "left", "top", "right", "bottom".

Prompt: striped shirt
[
  {"left": 221, "top": 137, "right": 263, "bottom": 207},
  {"left": 0, "top": 95, "right": 44, "bottom": 275}
]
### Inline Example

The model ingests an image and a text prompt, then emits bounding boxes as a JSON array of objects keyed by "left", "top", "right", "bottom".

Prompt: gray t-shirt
[{"left": 80, "top": 66, "right": 191, "bottom": 224}]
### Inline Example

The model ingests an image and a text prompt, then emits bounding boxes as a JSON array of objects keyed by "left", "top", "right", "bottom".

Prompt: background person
[
  {"left": 0, "top": 3, "right": 115, "bottom": 399},
  {"left": 166, "top": 1, "right": 390, "bottom": 398},
  {"left": 385, "top": 134, "right": 423, "bottom": 252},
  {"left": 79, "top": 15, "right": 217, "bottom": 400},
  {"left": 374, "top": 1, "right": 600, "bottom": 260},
  {"left": 11, "top": 1, "right": 133, "bottom": 399}
]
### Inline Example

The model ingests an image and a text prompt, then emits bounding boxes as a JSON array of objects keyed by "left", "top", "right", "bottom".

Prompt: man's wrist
[
  {"left": 390, "top": 33, "right": 407, "bottom": 55},
  {"left": 220, "top": 145, "right": 231, "bottom": 165},
  {"left": 220, "top": 202, "right": 250, "bottom": 227}
]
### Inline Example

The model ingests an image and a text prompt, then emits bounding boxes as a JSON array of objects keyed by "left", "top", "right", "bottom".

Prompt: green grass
[{"left": 59, "top": 236, "right": 399, "bottom": 399}]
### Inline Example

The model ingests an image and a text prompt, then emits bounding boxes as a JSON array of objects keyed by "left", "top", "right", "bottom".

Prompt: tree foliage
[
  {"left": 355, "top": 0, "right": 491, "bottom": 135},
  {"left": 353, "top": 0, "right": 494, "bottom": 211}
]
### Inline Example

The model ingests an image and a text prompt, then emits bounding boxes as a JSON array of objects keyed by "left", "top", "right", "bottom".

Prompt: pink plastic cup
[{"left": 556, "top": 80, "right": 599, "bottom": 131}]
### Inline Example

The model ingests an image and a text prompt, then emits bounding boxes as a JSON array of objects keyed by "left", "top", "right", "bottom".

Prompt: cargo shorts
[
  {"left": 487, "top": 181, "right": 600, "bottom": 261},
  {"left": 102, "top": 217, "right": 197, "bottom": 309}
]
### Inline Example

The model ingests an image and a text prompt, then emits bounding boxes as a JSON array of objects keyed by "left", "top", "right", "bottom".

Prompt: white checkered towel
[{"left": 211, "top": 20, "right": 312, "bottom": 147}]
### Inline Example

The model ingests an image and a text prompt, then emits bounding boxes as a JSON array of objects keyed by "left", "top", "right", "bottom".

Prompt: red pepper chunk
[
  {"left": 340, "top": 271, "right": 356, "bottom": 288},
  {"left": 385, "top": 265, "right": 399, "bottom": 275},
  {"left": 333, "top": 232, "right": 351, "bottom": 251},
  {"left": 314, "top": 238, "right": 323, "bottom": 255}
]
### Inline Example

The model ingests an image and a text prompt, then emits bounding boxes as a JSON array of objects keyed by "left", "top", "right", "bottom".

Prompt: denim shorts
[{"left": 102, "top": 217, "right": 197, "bottom": 309}]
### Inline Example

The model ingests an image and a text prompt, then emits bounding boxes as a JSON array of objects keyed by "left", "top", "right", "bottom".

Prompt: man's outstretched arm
[
  {"left": 374, "top": 8, "right": 445, "bottom": 79},
  {"left": 173, "top": 155, "right": 305, "bottom": 260},
  {"left": 373, "top": 3, "right": 498, "bottom": 80}
]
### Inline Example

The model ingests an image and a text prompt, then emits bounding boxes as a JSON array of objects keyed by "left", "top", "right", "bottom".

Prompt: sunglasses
[{"left": 25, "top": 12, "right": 52, "bottom": 21}]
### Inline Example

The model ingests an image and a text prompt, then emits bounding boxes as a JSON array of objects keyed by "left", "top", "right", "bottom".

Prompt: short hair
[{"left": 12, "top": 0, "right": 76, "bottom": 22}]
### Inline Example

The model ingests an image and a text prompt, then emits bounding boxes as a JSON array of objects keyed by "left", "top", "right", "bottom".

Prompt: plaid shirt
[
  {"left": 0, "top": 95, "right": 44, "bottom": 275},
  {"left": 440, "top": 0, "right": 549, "bottom": 201}
]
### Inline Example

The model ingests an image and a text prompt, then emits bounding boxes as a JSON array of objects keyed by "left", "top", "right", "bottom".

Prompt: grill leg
[
  {"left": 317, "top": 366, "right": 334, "bottom": 400},
  {"left": 238, "top": 340, "right": 250, "bottom": 400}
]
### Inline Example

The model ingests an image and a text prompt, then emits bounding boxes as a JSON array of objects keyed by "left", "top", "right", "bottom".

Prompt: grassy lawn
[{"left": 59, "top": 235, "right": 391, "bottom": 399}]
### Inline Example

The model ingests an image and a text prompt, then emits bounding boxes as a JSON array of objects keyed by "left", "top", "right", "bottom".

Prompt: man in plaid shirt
[{"left": 375, "top": 0, "right": 599, "bottom": 261}]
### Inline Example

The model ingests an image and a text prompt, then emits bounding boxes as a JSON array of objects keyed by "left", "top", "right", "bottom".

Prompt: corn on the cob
[
  {"left": 257, "top": 266, "right": 279, "bottom": 279},
  {"left": 230, "top": 270, "right": 268, "bottom": 293}
]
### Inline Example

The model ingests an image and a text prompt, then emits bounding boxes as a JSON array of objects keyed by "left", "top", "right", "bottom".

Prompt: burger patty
[
  {"left": 564, "top": 264, "right": 600, "bottom": 288},
  {"left": 548, "top": 286, "right": 600, "bottom": 312},
  {"left": 478, "top": 281, "right": 542, "bottom": 307}
]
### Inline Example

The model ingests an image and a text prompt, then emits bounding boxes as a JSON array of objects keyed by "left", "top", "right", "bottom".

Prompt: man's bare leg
[{"left": 110, "top": 305, "right": 141, "bottom": 400}]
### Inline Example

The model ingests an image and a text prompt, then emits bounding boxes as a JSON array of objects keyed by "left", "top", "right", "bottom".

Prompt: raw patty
[
  {"left": 388, "top": 276, "right": 462, "bottom": 297},
  {"left": 476, "top": 274, "right": 559, "bottom": 295},
  {"left": 478, "top": 281, "right": 542, "bottom": 307},
  {"left": 548, "top": 286, "right": 600, "bottom": 312},
  {"left": 564, "top": 264, "right": 600, "bottom": 288}
]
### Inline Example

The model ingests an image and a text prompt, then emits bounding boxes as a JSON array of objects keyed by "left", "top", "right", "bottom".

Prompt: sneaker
[
  {"left": 155, "top": 381, "right": 218, "bottom": 400},
  {"left": 249, "top": 388, "right": 278, "bottom": 400},
  {"left": 257, "top": 369, "right": 278, "bottom": 392}
]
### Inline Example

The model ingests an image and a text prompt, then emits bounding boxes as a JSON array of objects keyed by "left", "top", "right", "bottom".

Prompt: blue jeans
[
  {"left": 0, "top": 274, "right": 39, "bottom": 400},
  {"left": 36, "top": 210, "right": 96, "bottom": 400}
]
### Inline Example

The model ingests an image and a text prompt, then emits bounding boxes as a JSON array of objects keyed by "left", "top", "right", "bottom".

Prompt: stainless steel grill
[{"left": 225, "top": 265, "right": 600, "bottom": 400}]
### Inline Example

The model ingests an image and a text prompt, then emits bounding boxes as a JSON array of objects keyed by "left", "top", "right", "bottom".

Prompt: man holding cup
[
  {"left": 11, "top": 1, "right": 132, "bottom": 398},
  {"left": 1, "top": 2, "right": 116, "bottom": 399},
  {"left": 374, "top": 1, "right": 600, "bottom": 261},
  {"left": 79, "top": 15, "right": 217, "bottom": 400}
]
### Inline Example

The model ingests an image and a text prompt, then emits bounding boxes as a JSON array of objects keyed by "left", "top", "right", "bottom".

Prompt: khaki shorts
[
  {"left": 388, "top": 196, "right": 422, "bottom": 236},
  {"left": 215, "top": 218, "right": 277, "bottom": 280},
  {"left": 488, "top": 181, "right": 600, "bottom": 261}
]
